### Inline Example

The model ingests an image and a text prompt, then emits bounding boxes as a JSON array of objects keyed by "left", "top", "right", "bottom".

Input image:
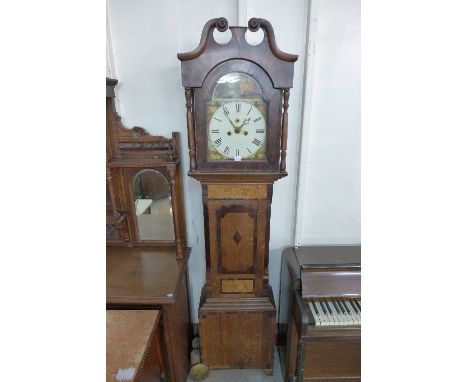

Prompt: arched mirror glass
[{"left": 133, "top": 169, "right": 174, "bottom": 241}]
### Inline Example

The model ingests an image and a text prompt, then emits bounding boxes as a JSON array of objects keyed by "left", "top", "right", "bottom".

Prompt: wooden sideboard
[{"left": 107, "top": 246, "right": 191, "bottom": 382}]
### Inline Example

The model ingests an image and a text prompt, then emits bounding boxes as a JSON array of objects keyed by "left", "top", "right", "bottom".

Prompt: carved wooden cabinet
[
  {"left": 106, "top": 78, "right": 186, "bottom": 258},
  {"left": 106, "top": 78, "right": 191, "bottom": 382}
]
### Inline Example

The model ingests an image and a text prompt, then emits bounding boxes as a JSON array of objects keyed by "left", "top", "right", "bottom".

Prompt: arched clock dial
[{"left": 209, "top": 100, "right": 266, "bottom": 160}]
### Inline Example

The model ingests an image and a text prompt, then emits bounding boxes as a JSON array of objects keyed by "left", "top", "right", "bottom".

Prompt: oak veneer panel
[
  {"left": 107, "top": 310, "right": 162, "bottom": 382},
  {"left": 207, "top": 184, "right": 267, "bottom": 199},
  {"left": 199, "top": 287, "right": 276, "bottom": 370},
  {"left": 200, "top": 310, "right": 275, "bottom": 369},
  {"left": 219, "top": 210, "right": 255, "bottom": 273},
  {"left": 221, "top": 279, "right": 254, "bottom": 294}
]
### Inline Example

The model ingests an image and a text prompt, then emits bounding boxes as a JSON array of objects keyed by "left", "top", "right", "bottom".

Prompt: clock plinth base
[{"left": 198, "top": 285, "right": 276, "bottom": 370}]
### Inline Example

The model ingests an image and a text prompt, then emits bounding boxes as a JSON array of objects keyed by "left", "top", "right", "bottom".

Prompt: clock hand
[
  {"left": 239, "top": 117, "right": 251, "bottom": 128},
  {"left": 234, "top": 117, "right": 250, "bottom": 134},
  {"left": 227, "top": 116, "right": 241, "bottom": 133}
]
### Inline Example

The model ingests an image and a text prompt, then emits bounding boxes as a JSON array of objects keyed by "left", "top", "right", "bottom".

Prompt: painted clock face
[
  {"left": 208, "top": 101, "right": 266, "bottom": 160},
  {"left": 207, "top": 72, "right": 267, "bottom": 161}
]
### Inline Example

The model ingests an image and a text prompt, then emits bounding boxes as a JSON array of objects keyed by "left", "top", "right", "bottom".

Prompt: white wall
[
  {"left": 295, "top": 0, "right": 361, "bottom": 245},
  {"left": 107, "top": 0, "right": 360, "bottom": 322}
]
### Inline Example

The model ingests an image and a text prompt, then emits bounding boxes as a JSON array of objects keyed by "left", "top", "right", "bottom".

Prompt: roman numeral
[
  {"left": 256, "top": 129, "right": 265, "bottom": 134},
  {"left": 224, "top": 146, "right": 230, "bottom": 155},
  {"left": 223, "top": 106, "right": 229, "bottom": 115},
  {"left": 214, "top": 138, "right": 222, "bottom": 147},
  {"left": 236, "top": 102, "right": 240, "bottom": 112},
  {"left": 211, "top": 129, "right": 219, "bottom": 134},
  {"left": 213, "top": 117, "right": 223, "bottom": 122},
  {"left": 252, "top": 138, "right": 262, "bottom": 146},
  {"left": 247, "top": 105, "right": 253, "bottom": 115},
  {"left": 246, "top": 148, "right": 252, "bottom": 154},
  {"left": 235, "top": 149, "right": 240, "bottom": 156},
  {"left": 254, "top": 116, "right": 262, "bottom": 123}
]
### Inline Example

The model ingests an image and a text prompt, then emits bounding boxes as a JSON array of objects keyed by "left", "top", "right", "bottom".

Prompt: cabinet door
[{"left": 207, "top": 199, "right": 268, "bottom": 297}]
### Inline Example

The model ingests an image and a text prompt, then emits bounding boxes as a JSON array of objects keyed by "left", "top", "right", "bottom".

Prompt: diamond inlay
[{"left": 233, "top": 230, "right": 242, "bottom": 245}]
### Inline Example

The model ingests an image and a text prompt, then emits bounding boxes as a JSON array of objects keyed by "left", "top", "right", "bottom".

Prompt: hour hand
[{"left": 240, "top": 117, "right": 250, "bottom": 128}]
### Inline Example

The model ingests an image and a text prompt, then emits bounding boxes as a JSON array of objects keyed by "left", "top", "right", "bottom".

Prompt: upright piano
[{"left": 279, "top": 246, "right": 361, "bottom": 381}]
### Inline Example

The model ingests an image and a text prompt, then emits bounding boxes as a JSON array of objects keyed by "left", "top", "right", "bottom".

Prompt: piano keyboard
[{"left": 308, "top": 300, "right": 361, "bottom": 326}]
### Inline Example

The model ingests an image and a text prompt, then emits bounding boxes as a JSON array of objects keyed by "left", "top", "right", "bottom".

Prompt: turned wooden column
[
  {"left": 185, "top": 88, "right": 196, "bottom": 171},
  {"left": 106, "top": 165, "right": 119, "bottom": 216},
  {"left": 168, "top": 164, "right": 184, "bottom": 259},
  {"left": 280, "top": 89, "right": 290, "bottom": 173}
]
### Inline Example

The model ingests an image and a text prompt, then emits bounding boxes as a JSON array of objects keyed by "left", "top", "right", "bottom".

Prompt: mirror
[{"left": 133, "top": 169, "right": 175, "bottom": 241}]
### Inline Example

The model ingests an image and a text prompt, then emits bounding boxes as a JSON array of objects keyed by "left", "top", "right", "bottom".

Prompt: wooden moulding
[
  {"left": 177, "top": 17, "right": 298, "bottom": 89},
  {"left": 188, "top": 171, "right": 287, "bottom": 183}
]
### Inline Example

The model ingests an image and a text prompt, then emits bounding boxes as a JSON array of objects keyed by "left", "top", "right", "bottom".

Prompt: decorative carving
[
  {"left": 177, "top": 17, "right": 228, "bottom": 61},
  {"left": 178, "top": 17, "right": 298, "bottom": 89},
  {"left": 248, "top": 18, "right": 298, "bottom": 62},
  {"left": 129, "top": 126, "right": 151, "bottom": 137}
]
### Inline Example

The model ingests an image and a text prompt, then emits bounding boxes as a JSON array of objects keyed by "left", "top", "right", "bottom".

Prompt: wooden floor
[{"left": 187, "top": 349, "right": 282, "bottom": 382}]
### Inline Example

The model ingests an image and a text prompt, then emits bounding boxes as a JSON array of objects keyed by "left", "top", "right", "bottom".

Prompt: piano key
[
  {"left": 327, "top": 301, "right": 342, "bottom": 325},
  {"left": 345, "top": 301, "right": 359, "bottom": 325},
  {"left": 321, "top": 301, "right": 333, "bottom": 324},
  {"left": 308, "top": 302, "right": 321, "bottom": 326},
  {"left": 356, "top": 300, "right": 361, "bottom": 311},
  {"left": 338, "top": 300, "right": 350, "bottom": 314},
  {"left": 311, "top": 301, "right": 320, "bottom": 315},
  {"left": 351, "top": 300, "right": 360, "bottom": 313},
  {"left": 328, "top": 301, "right": 341, "bottom": 325},
  {"left": 332, "top": 300, "right": 350, "bottom": 326},
  {"left": 338, "top": 300, "right": 353, "bottom": 325},
  {"left": 312, "top": 301, "right": 324, "bottom": 326},
  {"left": 317, "top": 301, "right": 331, "bottom": 326}
]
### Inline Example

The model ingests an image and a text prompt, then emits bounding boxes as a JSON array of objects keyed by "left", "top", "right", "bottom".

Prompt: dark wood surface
[
  {"left": 293, "top": 245, "right": 361, "bottom": 269},
  {"left": 279, "top": 247, "right": 361, "bottom": 382},
  {"left": 178, "top": 17, "right": 297, "bottom": 89},
  {"left": 107, "top": 310, "right": 164, "bottom": 382},
  {"left": 106, "top": 246, "right": 190, "bottom": 305}
]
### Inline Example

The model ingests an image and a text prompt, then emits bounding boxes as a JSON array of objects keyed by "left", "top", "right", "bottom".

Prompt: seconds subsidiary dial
[{"left": 209, "top": 100, "right": 266, "bottom": 160}]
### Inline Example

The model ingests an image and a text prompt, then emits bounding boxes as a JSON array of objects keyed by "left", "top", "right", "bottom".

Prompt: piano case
[{"left": 278, "top": 246, "right": 361, "bottom": 382}]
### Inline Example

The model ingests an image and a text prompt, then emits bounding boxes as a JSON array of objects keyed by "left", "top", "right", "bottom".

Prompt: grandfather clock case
[{"left": 178, "top": 18, "right": 297, "bottom": 371}]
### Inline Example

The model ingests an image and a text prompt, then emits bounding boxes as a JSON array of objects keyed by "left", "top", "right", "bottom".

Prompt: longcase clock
[{"left": 178, "top": 17, "right": 297, "bottom": 372}]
